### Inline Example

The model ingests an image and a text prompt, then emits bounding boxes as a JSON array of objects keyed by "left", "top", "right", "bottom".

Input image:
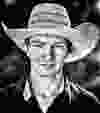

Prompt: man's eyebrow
[
  {"left": 55, "top": 41, "right": 65, "bottom": 44},
  {"left": 31, "top": 40, "right": 41, "bottom": 43},
  {"left": 30, "top": 40, "right": 46, "bottom": 45},
  {"left": 31, "top": 40, "right": 65, "bottom": 44}
]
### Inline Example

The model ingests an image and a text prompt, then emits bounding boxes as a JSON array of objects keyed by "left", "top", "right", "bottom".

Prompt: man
[{"left": 2, "top": 2, "right": 100, "bottom": 113}]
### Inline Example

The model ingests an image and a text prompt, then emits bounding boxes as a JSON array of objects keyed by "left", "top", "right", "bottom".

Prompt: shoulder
[
  {"left": 64, "top": 81, "right": 100, "bottom": 104},
  {"left": 70, "top": 85, "right": 100, "bottom": 104},
  {"left": 71, "top": 92, "right": 99, "bottom": 104}
]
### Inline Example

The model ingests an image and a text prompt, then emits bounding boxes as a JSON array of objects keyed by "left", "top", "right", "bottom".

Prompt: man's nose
[{"left": 41, "top": 45, "right": 54, "bottom": 60}]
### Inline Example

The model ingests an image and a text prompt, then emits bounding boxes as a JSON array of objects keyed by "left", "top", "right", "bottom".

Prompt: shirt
[{"left": 23, "top": 77, "right": 100, "bottom": 113}]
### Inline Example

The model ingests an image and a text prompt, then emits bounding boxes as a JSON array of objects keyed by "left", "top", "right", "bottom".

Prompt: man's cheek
[
  {"left": 29, "top": 48, "right": 40, "bottom": 61},
  {"left": 56, "top": 56, "right": 65, "bottom": 64}
]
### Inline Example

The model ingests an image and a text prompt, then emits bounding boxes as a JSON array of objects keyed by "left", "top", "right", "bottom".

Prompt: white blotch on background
[{"left": 4, "top": 0, "right": 16, "bottom": 5}]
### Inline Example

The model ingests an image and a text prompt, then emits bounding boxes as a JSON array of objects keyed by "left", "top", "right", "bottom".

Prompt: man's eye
[
  {"left": 31, "top": 44, "right": 42, "bottom": 47},
  {"left": 55, "top": 44, "right": 66, "bottom": 48}
]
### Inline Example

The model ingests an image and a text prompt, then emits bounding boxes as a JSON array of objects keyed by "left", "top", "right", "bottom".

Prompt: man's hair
[{"left": 25, "top": 38, "right": 30, "bottom": 47}]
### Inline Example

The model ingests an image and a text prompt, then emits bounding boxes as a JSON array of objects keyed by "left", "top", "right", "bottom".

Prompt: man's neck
[
  {"left": 32, "top": 71, "right": 63, "bottom": 97},
  {"left": 33, "top": 74, "right": 64, "bottom": 113},
  {"left": 23, "top": 71, "right": 64, "bottom": 101}
]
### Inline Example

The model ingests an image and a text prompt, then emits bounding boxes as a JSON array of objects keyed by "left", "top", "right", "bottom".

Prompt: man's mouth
[{"left": 40, "top": 63, "right": 55, "bottom": 67}]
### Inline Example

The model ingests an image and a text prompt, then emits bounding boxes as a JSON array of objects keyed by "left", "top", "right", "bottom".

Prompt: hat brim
[{"left": 3, "top": 23, "right": 98, "bottom": 63}]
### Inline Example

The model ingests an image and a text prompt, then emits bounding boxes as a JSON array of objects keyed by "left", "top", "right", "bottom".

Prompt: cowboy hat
[{"left": 2, "top": 3, "right": 99, "bottom": 63}]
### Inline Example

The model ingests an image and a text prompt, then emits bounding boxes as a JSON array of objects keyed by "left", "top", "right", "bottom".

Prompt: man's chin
[
  {"left": 40, "top": 63, "right": 56, "bottom": 69},
  {"left": 39, "top": 70, "right": 56, "bottom": 77}
]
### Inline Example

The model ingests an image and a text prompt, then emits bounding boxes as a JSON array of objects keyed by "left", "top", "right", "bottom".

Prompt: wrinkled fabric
[
  {"left": 0, "top": 79, "right": 99, "bottom": 113},
  {"left": 22, "top": 79, "right": 100, "bottom": 113}
]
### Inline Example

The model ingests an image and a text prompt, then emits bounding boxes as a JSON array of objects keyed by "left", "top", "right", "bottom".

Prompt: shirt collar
[{"left": 23, "top": 77, "right": 100, "bottom": 105}]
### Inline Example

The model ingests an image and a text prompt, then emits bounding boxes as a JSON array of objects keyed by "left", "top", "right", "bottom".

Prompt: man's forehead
[{"left": 29, "top": 34, "right": 66, "bottom": 43}]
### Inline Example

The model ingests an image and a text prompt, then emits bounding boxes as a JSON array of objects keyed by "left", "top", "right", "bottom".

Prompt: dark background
[{"left": 0, "top": 0, "right": 99, "bottom": 28}]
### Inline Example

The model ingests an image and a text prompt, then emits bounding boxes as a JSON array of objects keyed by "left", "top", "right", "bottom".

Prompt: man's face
[{"left": 26, "top": 34, "right": 68, "bottom": 78}]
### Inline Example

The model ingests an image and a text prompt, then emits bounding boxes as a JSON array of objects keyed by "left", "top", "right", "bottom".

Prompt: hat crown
[{"left": 28, "top": 3, "right": 71, "bottom": 28}]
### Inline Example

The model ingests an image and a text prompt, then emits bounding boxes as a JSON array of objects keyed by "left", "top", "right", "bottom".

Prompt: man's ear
[
  {"left": 23, "top": 44, "right": 30, "bottom": 57},
  {"left": 23, "top": 45, "right": 28, "bottom": 52},
  {"left": 64, "top": 47, "right": 69, "bottom": 60}
]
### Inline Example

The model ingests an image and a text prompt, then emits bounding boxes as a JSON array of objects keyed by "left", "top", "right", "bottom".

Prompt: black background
[{"left": 0, "top": 0, "right": 99, "bottom": 28}]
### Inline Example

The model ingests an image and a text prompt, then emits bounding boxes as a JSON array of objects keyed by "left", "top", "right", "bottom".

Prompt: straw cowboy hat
[{"left": 2, "top": 3, "right": 99, "bottom": 63}]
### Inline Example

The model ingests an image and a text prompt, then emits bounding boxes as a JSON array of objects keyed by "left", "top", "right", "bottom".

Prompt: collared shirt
[
  {"left": 23, "top": 77, "right": 100, "bottom": 113},
  {"left": 23, "top": 77, "right": 64, "bottom": 112},
  {"left": 23, "top": 75, "right": 64, "bottom": 98}
]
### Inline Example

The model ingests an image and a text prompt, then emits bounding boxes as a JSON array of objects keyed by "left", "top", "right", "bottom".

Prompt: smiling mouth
[{"left": 40, "top": 63, "right": 55, "bottom": 67}]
